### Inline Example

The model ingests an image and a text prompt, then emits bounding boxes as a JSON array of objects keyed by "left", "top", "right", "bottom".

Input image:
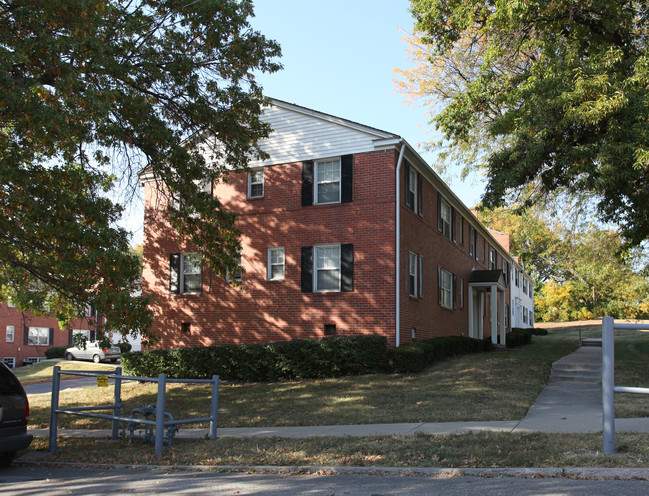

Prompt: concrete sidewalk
[{"left": 28, "top": 346, "right": 649, "bottom": 439}]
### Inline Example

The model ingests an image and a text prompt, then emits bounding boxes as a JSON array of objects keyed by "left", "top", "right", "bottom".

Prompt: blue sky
[{"left": 124, "top": 0, "right": 485, "bottom": 244}]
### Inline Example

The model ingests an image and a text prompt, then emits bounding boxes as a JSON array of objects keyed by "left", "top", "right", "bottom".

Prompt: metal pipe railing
[
  {"left": 49, "top": 366, "right": 219, "bottom": 455},
  {"left": 602, "top": 317, "right": 649, "bottom": 455}
]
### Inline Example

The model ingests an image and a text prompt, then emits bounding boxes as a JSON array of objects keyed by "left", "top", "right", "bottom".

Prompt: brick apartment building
[
  {"left": 141, "top": 99, "right": 533, "bottom": 350},
  {"left": 1, "top": 302, "right": 103, "bottom": 368}
]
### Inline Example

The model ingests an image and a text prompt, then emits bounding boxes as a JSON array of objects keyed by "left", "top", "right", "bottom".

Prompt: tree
[
  {"left": 401, "top": 0, "right": 649, "bottom": 246},
  {"left": 478, "top": 206, "right": 649, "bottom": 321},
  {"left": 0, "top": 0, "right": 281, "bottom": 339}
]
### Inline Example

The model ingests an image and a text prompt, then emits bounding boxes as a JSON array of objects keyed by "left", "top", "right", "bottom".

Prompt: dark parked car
[{"left": 0, "top": 362, "right": 33, "bottom": 467}]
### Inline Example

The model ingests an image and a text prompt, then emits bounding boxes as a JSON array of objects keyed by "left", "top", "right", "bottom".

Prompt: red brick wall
[
  {"left": 142, "top": 148, "right": 511, "bottom": 350},
  {"left": 142, "top": 150, "right": 400, "bottom": 349},
  {"left": 399, "top": 166, "right": 511, "bottom": 345}
]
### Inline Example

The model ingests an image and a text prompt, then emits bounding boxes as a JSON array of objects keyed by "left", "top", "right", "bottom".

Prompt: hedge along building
[{"left": 140, "top": 99, "right": 520, "bottom": 349}]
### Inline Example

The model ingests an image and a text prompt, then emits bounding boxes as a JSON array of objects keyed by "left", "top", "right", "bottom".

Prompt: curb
[{"left": 13, "top": 459, "right": 649, "bottom": 481}]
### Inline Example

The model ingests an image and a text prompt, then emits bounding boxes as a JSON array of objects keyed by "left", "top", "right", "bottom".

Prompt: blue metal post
[
  {"left": 49, "top": 366, "right": 61, "bottom": 453},
  {"left": 155, "top": 374, "right": 166, "bottom": 455},
  {"left": 210, "top": 375, "right": 219, "bottom": 440},
  {"left": 112, "top": 366, "right": 122, "bottom": 440},
  {"left": 602, "top": 317, "right": 615, "bottom": 455}
]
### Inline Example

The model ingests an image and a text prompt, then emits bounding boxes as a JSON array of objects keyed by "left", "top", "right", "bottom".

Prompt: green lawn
[
  {"left": 28, "top": 325, "right": 582, "bottom": 429},
  {"left": 15, "top": 360, "right": 117, "bottom": 384},
  {"left": 20, "top": 323, "right": 649, "bottom": 468}
]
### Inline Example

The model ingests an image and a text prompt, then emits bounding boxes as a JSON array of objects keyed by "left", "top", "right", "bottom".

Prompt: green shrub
[
  {"left": 531, "top": 328, "right": 548, "bottom": 336},
  {"left": 506, "top": 329, "right": 533, "bottom": 348},
  {"left": 116, "top": 342, "right": 132, "bottom": 353},
  {"left": 387, "top": 336, "right": 492, "bottom": 374},
  {"left": 45, "top": 346, "right": 68, "bottom": 359},
  {"left": 121, "top": 335, "right": 388, "bottom": 381}
]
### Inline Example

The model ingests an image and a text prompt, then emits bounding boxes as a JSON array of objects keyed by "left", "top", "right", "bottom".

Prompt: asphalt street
[{"left": 2, "top": 466, "right": 649, "bottom": 496}]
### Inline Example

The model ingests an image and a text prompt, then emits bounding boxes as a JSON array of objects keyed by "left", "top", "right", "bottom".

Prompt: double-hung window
[
  {"left": 72, "top": 329, "right": 91, "bottom": 345},
  {"left": 405, "top": 161, "right": 423, "bottom": 215},
  {"left": 439, "top": 199, "right": 452, "bottom": 239},
  {"left": 169, "top": 252, "right": 202, "bottom": 294},
  {"left": 248, "top": 168, "right": 264, "bottom": 198},
  {"left": 489, "top": 246, "right": 497, "bottom": 270},
  {"left": 438, "top": 267, "right": 454, "bottom": 310},
  {"left": 409, "top": 251, "right": 423, "bottom": 298},
  {"left": 301, "top": 244, "right": 354, "bottom": 293},
  {"left": 315, "top": 245, "right": 341, "bottom": 291},
  {"left": 438, "top": 193, "right": 456, "bottom": 241},
  {"left": 28, "top": 326, "right": 50, "bottom": 346},
  {"left": 226, "top": 251, "right": 243, "bottom": 283},
  {"left": 315, "top": 158, "right": 341, "bottom": 204},
  {"left": 268, "top": 247, "right": 285, "bottom": 281},
  {"left": 6, "top": 325, "right": 15, "bottom": 343}
]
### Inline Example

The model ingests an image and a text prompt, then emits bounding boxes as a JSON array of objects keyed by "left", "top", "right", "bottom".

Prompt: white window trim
[
  {"left": 28, "top": 326, "right": 49, "bottom": 346},
  {"left": 3, "top": 357, "right": 16, "bottom": 368},
  {"left": 6, "top": 325, "right": 15, "bottom": 343},
  {"left": 268, "top": 247, "right": 285, "bottom": 281},
  {"left": 72, "top": 329, "right": 91, "bottom": 344},
  {"left": 314, "top": 244, "right": 341, "bottom": 292},
  {"left": 440, "top": 268, "right": 453, "bottom": 310},
  {"left": 440, "top": 199, "right": 452, "bottom": 239},
  {"left": 408, "top": 251, "right": 424, "bottom": 298},
  {"left": 181, "top": 253, "right": 202, "bottom": 294},
  {"left": 314, "top": 158, "right": 341, "bottom": 205},
  {"left": 226, "top": 250, "right": 243, "bottom": 283},
  {"left": 408, "top": 168, "right": 418, "bottom": 212},
  {"left": 248, "top": 168, "right": 264, "bottom": 198}
]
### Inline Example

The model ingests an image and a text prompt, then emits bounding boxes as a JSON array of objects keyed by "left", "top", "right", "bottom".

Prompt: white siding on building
[{"left": 247, "top": 102, "right": 397, "bottom": 167}]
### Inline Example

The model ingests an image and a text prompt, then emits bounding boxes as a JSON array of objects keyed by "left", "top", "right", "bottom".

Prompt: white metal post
[{"left": 602, "top": 317, "right": 615, "bottom": 455}]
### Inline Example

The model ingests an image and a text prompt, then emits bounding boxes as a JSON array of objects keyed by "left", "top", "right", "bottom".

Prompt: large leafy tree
[
  {"left": 0, "top": 0, "right": 281, "bottom": 339},
  {"left": 478, "top": 207, "right": 649, "bottom": 321},
  {"left": 402, "top": 0, "right": 649, "bottom": 246}
]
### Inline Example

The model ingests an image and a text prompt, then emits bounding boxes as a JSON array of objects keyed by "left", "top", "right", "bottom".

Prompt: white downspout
[{"left": 395, "top": 140, "right": 406, "bottom": 348}]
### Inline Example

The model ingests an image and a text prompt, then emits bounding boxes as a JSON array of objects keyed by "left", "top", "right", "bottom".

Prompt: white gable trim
[{"left": 247, "top": 99, "right": 400, "bottom": 168}]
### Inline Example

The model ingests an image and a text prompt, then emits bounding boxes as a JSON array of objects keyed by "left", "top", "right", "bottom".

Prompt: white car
[{"left": 65, "top": 341, "right": 121, "bottom": 363}]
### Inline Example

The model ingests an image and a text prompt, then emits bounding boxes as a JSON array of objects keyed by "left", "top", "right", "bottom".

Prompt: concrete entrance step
[
  {"left": 581, "top": 338, "right": 602, "bottom": 347},
  {"left": 549, "top": 347, "right": 602, "bottom": 383}
]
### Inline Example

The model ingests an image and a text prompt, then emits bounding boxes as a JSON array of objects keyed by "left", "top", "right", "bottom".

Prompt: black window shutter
[
  {"left": 90, "top": 330, "right": 96, "bottom": 341},
  {"left": 169, "top": 253, "right": 180, "bottom": 294},
  {"left": 301, "top": 161, "right": 314, "bottom": 206},
  {"left": 49, "top": 328, "right": 54, "bottom": 345},
  {"left": 23, "top": 326, "right": 29, "bottom": 345},
  {"left": 417, "top": 173, "right": 423, "bottom": 216},
  {"left": 404, "top": 161, "right": 412, "bottom": 209},
  {"left": 437, "top": 266, "right": 442, "bottom": 305},
  {"left": 68, "top": 329, "right": 73, "bottom": 345},
  {"left": 341, "top": 155, "right": 353, "bottom": 203},
  {"left": 341, "top": 244, "right": 354, "bottom": 292},
  {"left": 437, "top": 193, "right": 443, "bottom": 232},
  {"left": 453, "top": 274, "right": 458, "bottom": 309},
  {"left": 301, "top": 246, "right": 313, "bottom": 293}
]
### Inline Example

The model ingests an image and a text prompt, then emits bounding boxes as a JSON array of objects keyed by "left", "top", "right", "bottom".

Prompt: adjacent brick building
[
  {"left": 1, "top": 302, "right": 103, "bottom": 368},
  {"left": 141, "top": 99, "right": 532, "bottom": 349}
]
